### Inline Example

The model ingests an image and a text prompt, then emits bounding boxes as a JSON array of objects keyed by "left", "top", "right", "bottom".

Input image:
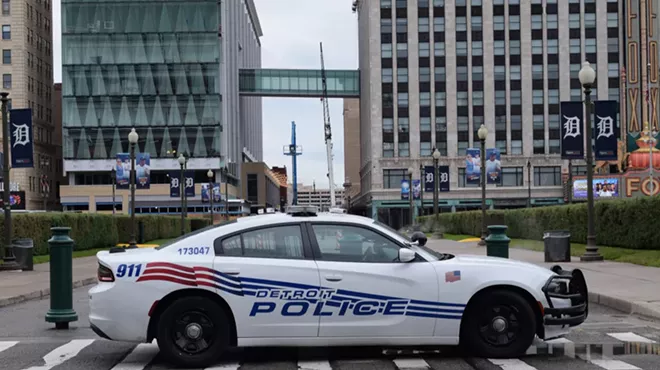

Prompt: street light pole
[
  {"left": 127, "top": 128, "right": 139, "bottom": 248},
  {"left": 477, "top": 124, "right": 488, "bottom": 246},
  {"left": 110, "top": 167, "right": 116, "bottom": 215},
  {"left": 419, "top": 164, "right": 424, "bottom": 216},
  {"left": 178, "top": 154, "right": 186, "bottom": 235},
  {"left": 432, "top": 147, "right": 440, "bottom": 218},
  {"left": 0, "top": 92, "right": 19, "bottom": 269},
  {"left": 40, "top": 158, "right": 50, "bottom": 211},
  {"left": 223, "top": 166, "right": 229, "bottom": 220},
  {"left": 207, "top": 169, "right": 214, "bottom": 224},
  {"left": 527, "top": 160, "right": 532, "bottom": 208},
  {"left": 407, "top": 167, "right": 414, "bottom": 227},
  {"left": 578, "top": 61, "right": 603, "bottom": 261}
]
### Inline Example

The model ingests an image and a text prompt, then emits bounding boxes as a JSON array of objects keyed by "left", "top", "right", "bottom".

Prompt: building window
[
  {"left": 2, "top": 73, "right": 10, "bottom": 88},
  {"left": 420, "top": 92, "right": 431, "bottom": 106},
  {"left": 435, "top": 91, "right": 446, "bottom": 106},
  {"left": 458, "top": 168, "right": 479, "bottom": 187},
  {"left": 434, "top": 66, "right": 446, "bottom": 83},
  {"left": 398, "top": 117, "right": 409, "bottom": 132},
  {"left": 473, "top": 91, "right": 484, "bottom": 106},
  {"left": 381, "top": 43, "right": 392, "bottom": 58},
  {"left": 419, "top": 67, "right": 431, "bottom": 82},
  {"left": 382, "top": 68, "right": 393, "bottom": 83},
  {"left": 419, "top": 17, "right": 429, "bottom": 32},
  {"left": 381, "top": 19, "right": 392, "bottom": 33},
  {"left": 2, "top": 49, "right": 9, "bottom": 64},
  {"left": 500, "top": 167, "right": 523, "bottom": 187},
  {"left": 247, "top": 174, "right": 258, "bottom": 203},
  {"left": 396, "top": 43, "right": 408, "bottom": 58},
  {"left": 2, "top": 25, "right": 9, "bottom": 39},
  {"left": 534, "top": 166, "right": 561, "bottom": 186},
  {"left": 383, "top": 118, "right": 394, "bottom": 133},
  {"left": 398, "top": 142, "right": 410, "bottom": 157},
  {"left": 1, "top": 0, "right": 9, "bottom": 15},
  {"left": 433, "top": 17, "right": 445, "bottom": 32},
  {"left": 383, "top": 169, "right": 407, "bottom": 188},
  {"left": 494, "top": 40, "right": 505, "bottom": 55},
  {"left": 397, "top": 68, "right": 408, "bottom": 83},
  {"left": 420, "top": 141, "right": 432, "bottom": 156},
  {"left": 472, "top": 41, "right": 483, "bottom": 56},
  {"left": 419, "top": 42, "right": 430, "bottom": 57},
  {"left": 420, "top": 117, "right": 431, "bottom": 131},
  {"left": 456, "top": 41, "right": 468, "bottom": 56},
  {"left": 434, "top": 42, "right": 445, "bottom": 56},
  {"left": 383, "top": 142, "right": 394, "bottom": 157},
  {"left": 397, "top": 92, "right": 408, "bottom": 107}
]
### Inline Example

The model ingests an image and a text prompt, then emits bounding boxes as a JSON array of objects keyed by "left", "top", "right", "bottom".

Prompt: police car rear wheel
[
  {"left": 156, "top": 297, "right": 230, "bottom": 368},
  {"left": 460, "top": 289, "right": 536, "bottom": 358}
]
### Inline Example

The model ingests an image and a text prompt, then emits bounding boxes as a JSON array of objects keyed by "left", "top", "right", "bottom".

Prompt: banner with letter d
[{"left": 9, "top": 109, "right": 34, "bottom": 168}]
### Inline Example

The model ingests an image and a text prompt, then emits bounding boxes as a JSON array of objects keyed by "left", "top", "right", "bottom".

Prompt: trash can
[
  {"left": 12, "top": 238, "right": 34, "bottom": 271},
  {"left": 543, "top": 230, "right": 571, "bottom": 262}
]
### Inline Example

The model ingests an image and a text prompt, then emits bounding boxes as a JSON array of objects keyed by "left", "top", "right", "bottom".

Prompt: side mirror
[
  {"left": 399, "top": 248, "right": 416, "bottom": 263},
  {"left": 410, "top": 231, "right": 427, "bottom": 246}
]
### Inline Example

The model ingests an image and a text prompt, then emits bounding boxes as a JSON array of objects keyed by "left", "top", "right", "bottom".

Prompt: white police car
[{"left": 89, "top": 206, "right": 588, "bottom": 367}]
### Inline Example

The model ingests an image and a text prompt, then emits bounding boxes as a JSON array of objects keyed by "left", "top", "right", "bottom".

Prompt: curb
[
  {"left": 0, "top": 277, "right": 97, "bottom": 309},
  {"left": 588, "top": 291, "right": 660, "bottom": 321}
]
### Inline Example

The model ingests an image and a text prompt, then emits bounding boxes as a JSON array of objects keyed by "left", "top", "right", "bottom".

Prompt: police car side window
[
  {"left": 221, "top": 235, "right": 242, "bottom": 256},
  {"left": 311, "top": 224, "right": 400, "bottom": 263},
  {"left": 217, "top": 226, "right": 305, "bottom": 259}
]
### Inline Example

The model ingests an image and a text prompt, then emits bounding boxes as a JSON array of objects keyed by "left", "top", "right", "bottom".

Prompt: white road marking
[
  {"left": 545, "top": 337, "right": 573, "bottom": 344},
  {"left": 0, "top": 341, "right": 18, "bottom": 354},
  {"left": 110, "top": 342, "right": 159, "bottom": 370},
  {"left": 488, "top": 358, "right": 538, "bottom": 370},
  {"left": 22, "top": 339, "right": 95, "bottom": 370},
  {"left": 298, "top": 360, "right": 333, "bottom": 370},
  {"left": 607, "top": 332, "right": 657, "bottom": 343},
  {"left": 392, "top": 358, "right": 430, "bottom": 369},
  {"left": 589, "top": 359, "right": 641, "bottom": 370},
  {"left": 205, "top": 362, "right": 241, "bottom": 370}
]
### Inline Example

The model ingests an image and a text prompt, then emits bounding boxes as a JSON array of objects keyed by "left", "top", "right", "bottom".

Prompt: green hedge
[
  {"left": 0, "top": 213, "right": 213, "bottom": 256},
  {"left": 418, "top": 196, "right": 660, "bottom": 250}
]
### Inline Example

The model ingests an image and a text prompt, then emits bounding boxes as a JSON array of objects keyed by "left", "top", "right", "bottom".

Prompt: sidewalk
[
  {"left": 427, "top": 239, "right": 660, "bottom": 320},
  {"left": 0, "top": 257, "right": 98, "bottom": 308}
]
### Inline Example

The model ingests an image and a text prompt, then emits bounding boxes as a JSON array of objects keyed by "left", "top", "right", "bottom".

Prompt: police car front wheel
[{"left": 156, "top": 296, "right": 231, "bottom": 368}]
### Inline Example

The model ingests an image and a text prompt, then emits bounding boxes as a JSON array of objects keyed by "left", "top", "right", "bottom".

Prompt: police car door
[
  {"left": 212, "top": 223, "right": 320, "bottom": 338},
  {"left": 306, "top": 222, "right": 440, "bottom": 338}
]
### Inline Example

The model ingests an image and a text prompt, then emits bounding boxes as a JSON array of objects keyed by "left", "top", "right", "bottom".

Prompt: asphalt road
[{"left": 0, "top": 287, "right": 658, "bottom": 370}]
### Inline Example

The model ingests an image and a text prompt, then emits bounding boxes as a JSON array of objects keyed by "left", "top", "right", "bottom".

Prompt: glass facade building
[{"left": 61, "top": 0, "right": 222, "bottom": 160}]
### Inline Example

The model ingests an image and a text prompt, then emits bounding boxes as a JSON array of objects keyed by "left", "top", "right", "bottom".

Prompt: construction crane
[{"left": 319, "top": 42, "right": 336, "bottom": 208}]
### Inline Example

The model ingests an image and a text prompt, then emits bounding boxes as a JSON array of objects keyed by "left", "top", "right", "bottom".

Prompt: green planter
[{"left": 485, "top": 225, "right": 510, "bottom": 258}]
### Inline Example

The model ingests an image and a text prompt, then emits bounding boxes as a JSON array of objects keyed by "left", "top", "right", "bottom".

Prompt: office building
[
  {"left": 241, "top": 162, "right": 286, "bottom": 213},
  {"left": 0, "top": 0, "right": 56, "bottom": 210},
  {"left": 296, "top": 183, "right": 345, "bottom": 211},
  {"left": 343, "top": 98, "right": 361, "bottom": 208},
  {"left": 59, "top": 0, "right": 263, "bottom": 214},
  {"left": 352, "top": 0, "right": 621, "bottom": 228}
]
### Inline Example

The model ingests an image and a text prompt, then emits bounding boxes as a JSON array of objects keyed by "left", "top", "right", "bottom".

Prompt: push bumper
[{"left": 541, "top": 265, "right": 588, "bottom": 327}]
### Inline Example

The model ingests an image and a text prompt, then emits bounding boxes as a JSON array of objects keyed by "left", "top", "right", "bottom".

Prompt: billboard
[
  {"left": 485, "top": 148, "right": 501, "bottom": 185},
  {"left": 572, "top": 178, "right": 619, "bottom": 199},
  {"left": 464, "top": 148, "right": 481, "bottom": 185}
]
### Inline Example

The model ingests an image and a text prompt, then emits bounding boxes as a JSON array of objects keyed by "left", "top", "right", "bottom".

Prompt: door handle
[
  {"left": 220, "top": 269, "right": 240, "bottom": 275},
  {"left": 324, "top": 274, "right": 342, "bottom": 282}
]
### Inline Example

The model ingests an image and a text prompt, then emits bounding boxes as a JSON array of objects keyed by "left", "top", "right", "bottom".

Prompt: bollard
[
  {"left": 45, "top": 227, "right": 78, "bottom": 329},
  {"left": 485, "top": 225, "right": 510, "bottom": 258}
]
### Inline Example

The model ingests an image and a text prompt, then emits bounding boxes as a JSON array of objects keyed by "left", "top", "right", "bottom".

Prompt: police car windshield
[
  {"left": 372, "top": 221, "right": 411, "bottom": 242},
  {"left": 155, "top": 220, "right": 238, "bottom": 250}
]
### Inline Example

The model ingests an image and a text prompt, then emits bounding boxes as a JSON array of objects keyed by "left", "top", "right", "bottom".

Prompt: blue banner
[
  {"left": 115, "top": 153, "right": 130, "bottom": 189},
  {"left": 202, "top": 183, "right": 221, "bottom": 203},
  {"left": 464, "top": 148, "right": 481, "bottom": 185},
  {"left": 438, "top": 165, "right": 450, "bottom": 192},
  {"left": 423, "top": 166, "right": 435, "bottom": 192},
  {"left": 9, "top": 109, "right": 34, "bottom": 168},
  {"left": 560, "top": 101, "right": 585, "bottom": 159},
  {"left": 593, "top": 100, "right": 619, "bottom": 161},
  {"left": 412, "top": 179, "right": 421, "bottom": 200},
  {"left": 485, "top": 148, "right": 502, "bottom": 185},
  {"left": 401, "top": 179, "right": 410, "bottom": 200},
  {"left": 170, "top": 170, "right": 194, "bottom": 197},
  {"left": 116, "top": 153, "right": 150, "bottom": 189}
]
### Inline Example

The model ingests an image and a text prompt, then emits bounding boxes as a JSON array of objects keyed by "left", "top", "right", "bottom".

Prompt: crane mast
[{"left": 320, "top": 42, "right": 336, "bottom": 208}]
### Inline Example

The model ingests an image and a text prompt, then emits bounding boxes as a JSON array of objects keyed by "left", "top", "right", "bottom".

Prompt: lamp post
[
  {"left": 0, "top": 91, "right": 19, "bottom": 269},
  {"left": 222, "top": 166, "right": 229, "bottom": 220},
  {"left": 432, "top": 147, "right": 441, "bottom": 217},
  {"left": 407, "top": 167, "right": 414, "bottom": 227},
  {"left": 110, "top": 167, "right": 116, "bottom": 215},
  {"left": 40, "top": 158, "right": 50, "bottom": 211},
  {"left": 578, "top": 61, "right": 603, "bottom": 261},
  {"left": 527, "top": 160, "right": 532, "bottom": 208},
  {"left": 419, "top": 164, "right": 425, "bottom": 217},
  {"left": 178, "top": 154, "right": 187, "bottom": 235},
  {"left": 127, "top": 128, "right": 139, "bottom": 248},
  {"left": 644, "top": 125, "right": 659, "bottom": 195},
  {"left": 477, "top": 124, "right": 488, "bottom": 246},
  {"left": 207, "top": 169, "right": 214, "bottom": 224}
]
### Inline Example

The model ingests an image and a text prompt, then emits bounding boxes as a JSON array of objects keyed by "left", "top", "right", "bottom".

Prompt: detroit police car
[{"left": 89, "top": 206, "right": 588, "bottom": 367}]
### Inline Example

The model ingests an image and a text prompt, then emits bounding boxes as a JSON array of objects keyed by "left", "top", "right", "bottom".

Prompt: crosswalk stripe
[
  {"left": 606, "top": 332, "right": 657, "bottom": 343},
  {"left": 0, "top": 341, "right": 18, "bottom": 354},
  {"left": 204, "top": 362, "right": 241, "bottom": 370},
  {"left": 110, "top": 342, "right": 159, "bottom": 370},
  {"left": 589, "top": 359, "right": 641, "bottom": 370},
  {"left": 297, "top": 360, "right": 333, "bottom": 370},
  {"left": 487, "top": 358, "right": 537, "bottom": 369},
  {"left": 21, "top": 339, "right": 95, "bottom": 370},
  {"left": 392, "top": 358, "right": 430, "bottom": 369}
]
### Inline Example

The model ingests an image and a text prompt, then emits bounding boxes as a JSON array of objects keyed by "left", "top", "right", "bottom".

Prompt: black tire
[
  {"left": 156, "top": 296, "right": 230, "bottom": 368},
  {"left": 460, "top": 289, "right": 537, "bottom": 358}
]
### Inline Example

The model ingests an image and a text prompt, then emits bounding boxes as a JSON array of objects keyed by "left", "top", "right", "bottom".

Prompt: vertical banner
[
  {"left": 560, "top": 101, "right": 585, "bottom": 159},
  {"left": 412, "top": 179, "right": 421, "bottom": 200},
  {"left": 485, "top": 148, "right": 502, "bottom": 184},
  {"left": 9, "top": 108, "right": 34, "bottom": 168},
  {"left": 115, "top": 153, "right": 130, "bottom": 189},
  {"left": 400, "top": 179, "right": 410, "bottom": 200},
  {"left": 202, "top": 183, "right": 221, "bottom": 203},
  {"left": 593, "top": 100, "right": 619, "bottom": 161},
  {"left": 438, "top": 165, "right": 450, "bottom": 192},
  {"left": 135, "top": 153, "right": 151, "bottom": 189},
  {"left": 464, "top": 148, "right": 481, "bottom": 185},
  {"left": 169, "top": 171, "right": 194, "bottom": 197},
  {"left": 423, "top": 166, "right": 435, "bottom": 192}
]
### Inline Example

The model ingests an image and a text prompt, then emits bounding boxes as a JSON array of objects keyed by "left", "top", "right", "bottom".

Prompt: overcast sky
[{"left": 52, "top": 0, "right": 358, "bottom": 189}]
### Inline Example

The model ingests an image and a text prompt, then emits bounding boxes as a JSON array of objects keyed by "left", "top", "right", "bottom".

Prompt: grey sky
[{"left": 52, "top": 0, "right": 358, "bottom": 189}]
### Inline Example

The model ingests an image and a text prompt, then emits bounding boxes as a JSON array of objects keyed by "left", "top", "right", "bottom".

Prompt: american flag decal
[
  {"left": 136, "top": 262, "right": 244, "bottom": 296},
  {"left": 445, "top": 270, "right": 461, "bottom": 283}
]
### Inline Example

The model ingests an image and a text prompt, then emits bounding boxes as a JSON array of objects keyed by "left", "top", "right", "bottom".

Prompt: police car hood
[{"left": 450, "top": 254, "right": 555, "bottom": 279}]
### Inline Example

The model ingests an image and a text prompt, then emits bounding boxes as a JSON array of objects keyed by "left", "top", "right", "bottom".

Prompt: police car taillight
[{"left": 97, "top": 263, "right": 115, "bottom": 282}]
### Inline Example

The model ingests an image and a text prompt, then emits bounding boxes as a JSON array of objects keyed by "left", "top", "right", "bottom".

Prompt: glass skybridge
[{"left": 239, "top": 68, "right": 359, "bottom": 98}]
